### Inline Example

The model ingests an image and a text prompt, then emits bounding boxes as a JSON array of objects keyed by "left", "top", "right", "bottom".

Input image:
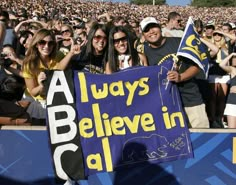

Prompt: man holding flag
[{"left": 140, "top": 16, "right": 209, "bottom": 128}]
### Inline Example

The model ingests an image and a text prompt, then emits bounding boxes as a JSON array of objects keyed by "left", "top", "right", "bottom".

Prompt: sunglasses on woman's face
[
  {"left": 37, "top": 40, "right": 55, "bottom": 47},
  {"left": 61, "top": 29, "right": 70, "bottom": 34},
  {"left": 93, "top": 35, "right": 107, "bottom": 42},
  {"left": 213, "top": 33, "right": 223, "bottom": 37},
  {"left": 113, "top": 36, "right": 127, "bottom": 45}
]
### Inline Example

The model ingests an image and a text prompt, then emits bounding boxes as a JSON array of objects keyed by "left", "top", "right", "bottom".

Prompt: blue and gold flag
[{"left": 177, "top": 17, "right": 209, "bottom": 78}]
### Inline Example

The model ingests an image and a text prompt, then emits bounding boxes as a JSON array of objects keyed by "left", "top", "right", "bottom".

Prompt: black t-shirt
[
  {"left": 71, "top": 47, "right": 105, "bottom": 74},
  {"left": 177, "top": 59, "right": 203, "bottom": 107},
  {"left": 0, "top": 68, "right": 25, "bottom": 101},
  {"left": 144, "top": 37, "right": 203, "bottom": 107},
  {"left": 144, "top": 37, "right": 181, "bottom": 66},
  {"left": 227, "top": 76, "right": 236, "bottom": 104}
]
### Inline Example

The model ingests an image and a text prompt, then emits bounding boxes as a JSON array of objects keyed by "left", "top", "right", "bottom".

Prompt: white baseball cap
[{"left": 140, "top": 17, "right": 160, "bottom": 32}]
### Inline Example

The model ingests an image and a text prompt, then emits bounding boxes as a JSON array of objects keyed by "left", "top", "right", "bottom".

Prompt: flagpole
[{"left": 165, "top": 55, "right": 179, "bottom": 90}]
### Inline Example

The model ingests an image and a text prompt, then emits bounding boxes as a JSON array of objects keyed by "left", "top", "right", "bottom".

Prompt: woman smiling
[
  {"left": 22, "top": 28, "right": 80, "bottom": 124},
  {"left": 71, "top": 23, "right": 109, "bottom": 74},
  {"left": 105, "top": 26, "right": 148, "bottom": 74}
]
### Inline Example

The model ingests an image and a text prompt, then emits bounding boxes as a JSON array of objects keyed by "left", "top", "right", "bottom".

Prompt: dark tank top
[
  {"left": 227, "top": 76, "right": 236, "bottom": 104},
  {"left": 230, "top": 76, "right": 236, "bottom": 86}
]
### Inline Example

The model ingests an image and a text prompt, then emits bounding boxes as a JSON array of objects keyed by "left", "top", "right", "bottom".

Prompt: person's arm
[
  {"left": 138, "top": 53, "right": 148, "bottom": 66},
  {"left": 14, "top": 20, "right": 28, "bottom": 35},
  {"left": 14, "top": 19, "right": 47, "bottom": 36},
  {"left": 105, "top": 61, "right": 112, "bottom": 74},
  {"left": 215, "top": 30, "right": 236, "bottom": 45},
  {"left": 57, "top": 37, "right": 82, "bottom": 70},
  {"left": 24, "top": 72, "right": 46, "bottom": 97},
  {"left": 200, "top": 37, "right": 219, "bottom": 58},
  {"left": 223, "top": 31, "right": 236, "bottom": 45},
  {"left": 7, "top": 52, "right": 23, "bottom": 65},
  {"left": 0, "top": 22, "right": 6, "bottom": 52},
  {"left": 4, "top": 67, "right": 23, "bottom": 77},
  {"left": 167, "top": 64, "right": 200, "bottom": 83},
  {"left": 219, "top": 52, "right": 236, "bottom": 74}
]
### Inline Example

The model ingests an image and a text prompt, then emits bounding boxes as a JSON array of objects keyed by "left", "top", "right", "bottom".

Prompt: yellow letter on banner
[
  {"left": 78, "top": 73, "right": 89, "bottom": 103},
  {"left": 102, "top": 137, "right": 113, "bottom": 172},
  {"left": 233, "top": 137, "right": 236, "bottom": 164}
]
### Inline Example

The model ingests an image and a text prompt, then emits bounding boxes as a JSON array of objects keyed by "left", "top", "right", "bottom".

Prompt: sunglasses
[
  {"left": 93, "top": 35, "right": 107, "bottom": 42},
  {"left": 213, "top": 33, "right": 223, "bottom": 36},
  {"left": 37, "top": 40, "right": 55, "bottom": 47},
  {"left": 113, "top": 36, "right": 127, "bottom": 44},
  {"left": 61, "top": 29, "right": 70, "bottom": 34},
  {"left": 177, "top": 20, "right": 182, "bottom": 23}
]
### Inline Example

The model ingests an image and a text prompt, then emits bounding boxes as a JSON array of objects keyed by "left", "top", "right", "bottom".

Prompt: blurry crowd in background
[{"left": 0, "top": 0, "right": 236, "bottom": 128}]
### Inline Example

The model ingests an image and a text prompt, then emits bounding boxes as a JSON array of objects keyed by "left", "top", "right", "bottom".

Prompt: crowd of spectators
[
  {"left": 1, "top": 0, "right": 236, "bottom": 128},
  {"left": 1, "top": 0, "right": 236, "bottom": 28}
]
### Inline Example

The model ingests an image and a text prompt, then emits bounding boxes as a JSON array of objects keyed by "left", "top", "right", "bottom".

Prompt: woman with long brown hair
[
  {"left": 105, "top": 26, "right": 148, "bottom": 74},
  {"left": 22, "top": 28, "right": 80, "bottom": 124}
]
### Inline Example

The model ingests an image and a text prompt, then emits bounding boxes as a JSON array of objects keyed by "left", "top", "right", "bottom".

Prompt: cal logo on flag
[{"left": 177, "top": 17, "right": 209, "bottom": 78}]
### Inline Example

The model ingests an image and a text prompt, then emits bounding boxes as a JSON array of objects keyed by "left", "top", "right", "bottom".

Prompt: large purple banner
[{"left": 73, "top": 64, "right": 193, "bottom": 176}]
